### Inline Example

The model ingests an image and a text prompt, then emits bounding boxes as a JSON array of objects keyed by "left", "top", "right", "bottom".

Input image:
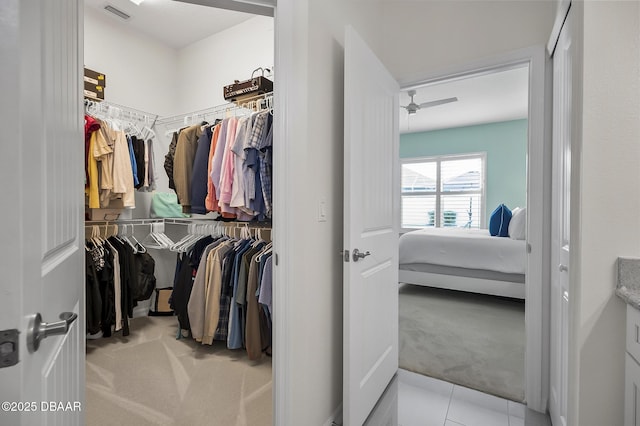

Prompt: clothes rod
[
  {"left": 84, "top": 99, "right": 159, "bottom": 128},
  {"left": 86, "top": 218, "right": 165, "bottom": 226},
  {"left": 164, "top": 218, "right": 271, "bottom": 227},
  {"left": 155, "top": 92, "right": 273, "bottom": 126}
]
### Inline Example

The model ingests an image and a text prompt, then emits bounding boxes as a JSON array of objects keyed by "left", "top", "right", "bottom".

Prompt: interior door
[
  {"left": 0, "top": 1, "right": 85, "bottom": 425},
  {"left": 550, "top": 7, "right": 572, "bottom": 426},
  {"left": 343, "top": 26, "right": 400, "bottom": 426}
]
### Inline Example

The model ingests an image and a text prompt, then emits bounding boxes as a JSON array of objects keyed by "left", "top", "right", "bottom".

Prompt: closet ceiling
[
  {"left": 400, "top": 65, "right": 529, "bottom": 134},
  {"left": 84, "top": 0, "right": 255, "bottom": 49}
]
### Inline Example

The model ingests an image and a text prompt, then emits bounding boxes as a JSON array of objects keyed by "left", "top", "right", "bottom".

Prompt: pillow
[
  {"left": 508, "top": 207, "right": 520, "bottom": 237},
  {"left": 509, "top": 207, "right": 527, "bottom": 240},
  {"left": 489, "top": 204, "right": 512, "bottom": 237}
]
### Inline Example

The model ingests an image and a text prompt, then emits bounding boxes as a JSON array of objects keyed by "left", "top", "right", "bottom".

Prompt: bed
[{"left": 399, "top": 227, "right": 527, "bottom": 299}]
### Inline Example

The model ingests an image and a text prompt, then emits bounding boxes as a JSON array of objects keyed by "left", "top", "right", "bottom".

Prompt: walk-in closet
[{"left": 82, "top": 1, "right": 275, "bottom": 424}]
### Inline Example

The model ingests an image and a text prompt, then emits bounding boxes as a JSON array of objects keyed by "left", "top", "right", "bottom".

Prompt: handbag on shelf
[{"left": 150, "top": 192, "right": 185, "bottom": 218}]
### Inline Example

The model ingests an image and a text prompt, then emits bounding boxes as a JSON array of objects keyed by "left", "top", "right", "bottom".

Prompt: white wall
[
  {"left": 376, "top": 1, "right": 556, "bottom": 85},
  {"left": 84, "top": 7, "right": 179, "bottom": 116},
  {"left": 276, "top": 2, "right": 383, "bottom": 424},
  {"left": 573, "top": 2, "right": 640, "bottom": 424},
  {"left": 175, "top": 16, "right": 274, "bottom": 113}
]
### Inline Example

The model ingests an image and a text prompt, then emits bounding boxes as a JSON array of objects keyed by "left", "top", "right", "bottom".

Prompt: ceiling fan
[{"left": 401, "top": 90, "right": 458, "bottom": 115}]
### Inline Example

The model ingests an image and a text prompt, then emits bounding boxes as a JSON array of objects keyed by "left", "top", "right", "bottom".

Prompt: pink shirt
[
  {"left": 218, "top": 117, "right": 238, "bottom": 214},
  {"left": 205, "top": 124, "right": 221, "bottom": 212}
]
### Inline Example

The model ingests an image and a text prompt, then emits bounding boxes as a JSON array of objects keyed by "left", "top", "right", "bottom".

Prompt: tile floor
[{"left": 395, "top": 369, "right": 552, "bottom": 426}]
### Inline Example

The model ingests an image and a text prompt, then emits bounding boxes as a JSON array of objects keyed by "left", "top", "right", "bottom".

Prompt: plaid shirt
[{"left": 259, "top": 119, "right": 273, "bottom": 217}]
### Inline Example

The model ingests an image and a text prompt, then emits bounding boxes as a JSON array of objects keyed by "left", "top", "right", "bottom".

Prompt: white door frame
[
  {"left": 272, "top": 2, "right": 293, "bottom": 425},
  {"left": 399, "top": 45, "right": 551, "bottom": 412}
]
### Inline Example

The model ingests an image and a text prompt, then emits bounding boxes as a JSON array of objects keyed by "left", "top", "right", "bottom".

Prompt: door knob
[
  {"left": 558, "top": 264, "right": 568, "bottom": 272},
  {"left": 352, "top": 248, "right": 371, "bottom": 262},
  {"left": 27, "top": 312, "right": 78, "bottom": 353}
]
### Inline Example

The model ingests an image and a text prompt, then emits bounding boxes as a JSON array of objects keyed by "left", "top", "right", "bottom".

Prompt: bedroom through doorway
[{"left": 397, "top": 63, "right": 530, "bottom": 403}]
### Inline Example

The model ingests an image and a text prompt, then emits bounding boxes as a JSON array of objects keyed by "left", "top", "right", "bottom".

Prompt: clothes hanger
[
  {"left": 117, "top": 224, "right": 139, "bottom": 253},
  {"left": 144, "top": 222, "right": 174, "bottom": 249},
  {"left": 126, "top": 226, "right": 146, "bottom": 254},
  {"left": 256, "top": 242, "right": 273, "bottom": 262},
  {"left": 142, "top": 225, "right": 165, "bottom": 249},
  {"left": 89, "top": 226, "right": 105, "bottom": 258},
  {"left": 170, "top": 224, "right": 196, "bottom": 252},
  {"left": 251, "top": 226, "right": 265, "bottom": 248},
  {"left": 171, "top": 224, "right": 205, "bottom": 253}
]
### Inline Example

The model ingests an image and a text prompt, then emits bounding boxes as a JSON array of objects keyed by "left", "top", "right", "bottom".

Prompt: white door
[
  {"left": 550, "top": 7, "right": 572, "bottom": 426},
  {"left": 0, "top": 1, "right": 85, "bottom": 425},
  {"left": 343, "top": 26, "right": 400, "bottom": 426}
]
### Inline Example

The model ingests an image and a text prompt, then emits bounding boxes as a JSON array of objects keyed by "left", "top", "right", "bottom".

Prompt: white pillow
[{"left": 509, "top": 207, "right": 526, "bottom": 240}]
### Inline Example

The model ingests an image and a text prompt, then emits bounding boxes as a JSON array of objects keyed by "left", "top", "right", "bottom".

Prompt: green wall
[{"left": 400, "top": 119, "right": 527, "bottom": 222}]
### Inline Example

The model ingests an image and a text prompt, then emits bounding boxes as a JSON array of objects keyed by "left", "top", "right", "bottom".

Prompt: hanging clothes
[
  {"left": 164, "top": 132, "right": 179, "bottom": 190},
  {"left": 202, "top": 239, "right": 234, "bottom": 345},
  {"left": 170, "top": 236, "right": 215, "bottom": 334},
  {"left": 85, "top": 130, "right": 101, "bottom": 209},
  {"left": 173, "top": 124, "right": 204, "bottom": 214},
  {"left": 132, "top": 135, "right": 146, "bottom": 190},
  {"left": 84, "top": 233, "right": 158, "bottom": 340},
  {"left": 187, "top": 236, "right": 227, "bottom": 342},
  {"left": 190, "top": 126, "right": 213, "bottom": 214},
  {"left": 205, "top": 124, "right": 222, "bottom": 212},
  {"left": 179, "top": 230, "right": 272, "bottom": 360},
  {"left": 84, "top": 115, "right": 101, "bottom": 187},
  {"left": 85, "top": 106, "right": 160, "bottom": 210}
]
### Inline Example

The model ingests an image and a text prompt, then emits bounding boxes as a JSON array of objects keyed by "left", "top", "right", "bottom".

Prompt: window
[{"left": 401, "top": 154, "right": 486, "bottom": 229}]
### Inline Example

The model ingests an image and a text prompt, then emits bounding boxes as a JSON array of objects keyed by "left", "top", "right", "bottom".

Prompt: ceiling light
[
  {"left": 129, "top": 0, "right": 144, "bottom": 5},
  {"left": 104, "top": 4, "right": 131, "bottom": 20}
]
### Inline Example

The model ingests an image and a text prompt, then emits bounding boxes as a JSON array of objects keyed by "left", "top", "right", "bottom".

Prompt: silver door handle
[
  {"left": 27, "top": 312, "right": 78, "bottom": 353},
  {"left": 559, "top": 264, "right": 568, "bottom": 272},
  {"left": 352, "top": 248, "right": 371, "bottom": 262}
]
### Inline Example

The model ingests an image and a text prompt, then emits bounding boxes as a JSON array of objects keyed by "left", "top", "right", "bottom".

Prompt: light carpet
[
  {"left": 399, "top": 283, "right": 525, "bottom": 402},
  {"left": 85, "top": 316, "right": 272, "bottom": 426}
]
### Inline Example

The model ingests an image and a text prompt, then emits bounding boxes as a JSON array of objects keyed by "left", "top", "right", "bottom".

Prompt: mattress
[
  {"left": 400, "top": 263, "right": 525, "bottom": 283},
  {"left": 399, "top": 228, "right": 526, "bottom": 274}
]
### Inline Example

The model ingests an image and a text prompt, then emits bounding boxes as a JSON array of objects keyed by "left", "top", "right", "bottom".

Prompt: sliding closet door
[
  {"left": 0, "top": 1, "right": 85, "bottom": 425},
  {"left": 343, "top": 26, "right": 400, "bottom": 426}
]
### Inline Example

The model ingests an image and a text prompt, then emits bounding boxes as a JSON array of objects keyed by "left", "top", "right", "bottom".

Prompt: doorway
[
  {"left": 397, "top": 47, "right": 550, "bottom": 412},
  {"left": 80, "top": 2, "right": 277, "bottom": 424}
]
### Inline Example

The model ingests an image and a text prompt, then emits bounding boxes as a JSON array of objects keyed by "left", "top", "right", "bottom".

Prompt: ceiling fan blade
[{"left": 419, "top": 97, "right": 458, "bottom": 109}]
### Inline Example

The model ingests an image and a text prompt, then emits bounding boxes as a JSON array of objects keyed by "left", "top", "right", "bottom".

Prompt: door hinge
[{"left": 0, "top": 329, "right": 19, "bottom": 368}]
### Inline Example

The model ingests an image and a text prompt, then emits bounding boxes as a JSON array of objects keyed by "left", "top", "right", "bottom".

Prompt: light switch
[{"left": 318, "top": 200, "right": 327, "bottom": 222}]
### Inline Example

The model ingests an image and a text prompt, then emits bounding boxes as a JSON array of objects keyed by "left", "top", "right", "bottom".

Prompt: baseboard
[{"left": 323, "top": 404, "right": 343, "bottom": 426}]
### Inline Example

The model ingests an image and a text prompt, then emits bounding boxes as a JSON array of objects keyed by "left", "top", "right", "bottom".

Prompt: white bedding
[{"left": 399, "top": 228, "right": 526, "bottom": 274}]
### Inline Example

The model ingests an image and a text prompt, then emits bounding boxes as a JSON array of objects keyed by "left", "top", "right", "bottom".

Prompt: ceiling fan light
[{"left": 129, "top": 0, "right": 144, "bottom": 5}]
